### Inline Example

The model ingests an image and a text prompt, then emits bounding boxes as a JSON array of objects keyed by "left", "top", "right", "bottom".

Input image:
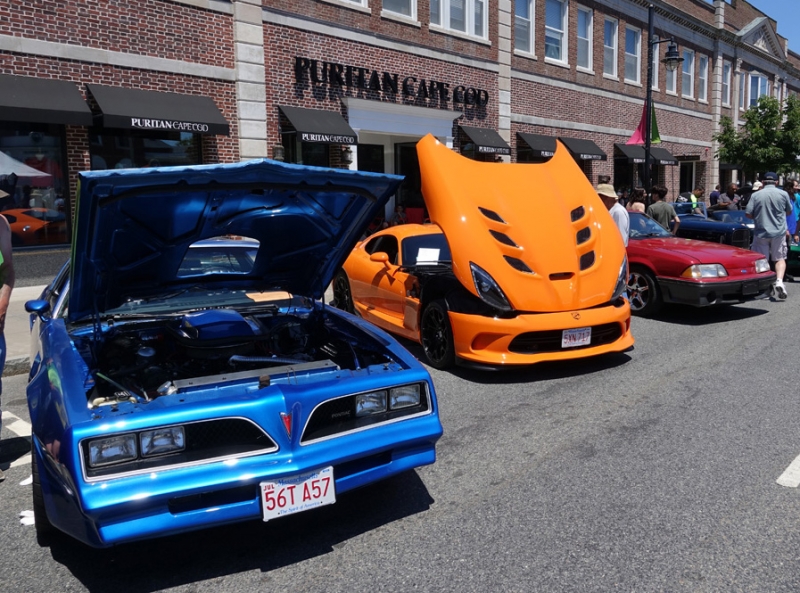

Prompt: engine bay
[{"left": 81, "top": 307, "right": 396, "bottom": 405}]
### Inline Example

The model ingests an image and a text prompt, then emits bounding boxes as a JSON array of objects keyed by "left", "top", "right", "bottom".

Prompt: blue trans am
[{"left": 24, "top": 159, "right": 443, "bottom": 548}]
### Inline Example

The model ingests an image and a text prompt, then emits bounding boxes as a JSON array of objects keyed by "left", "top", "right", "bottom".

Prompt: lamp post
[{"left": 644, "top": 4, "right": 683, "bottom": 195}]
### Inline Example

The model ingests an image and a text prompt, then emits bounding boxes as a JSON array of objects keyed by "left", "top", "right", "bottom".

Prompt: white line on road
[
  {"left": 3, "top": 411, "right": 32, "bottom": 467},
  {"left": 777, "top": 454, "right": 800, "bottom": 487}
]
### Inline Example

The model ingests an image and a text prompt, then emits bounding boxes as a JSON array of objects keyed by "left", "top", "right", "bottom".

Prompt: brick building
[{"left": 1, "top": 0, "right": 798, "bottom": 246}]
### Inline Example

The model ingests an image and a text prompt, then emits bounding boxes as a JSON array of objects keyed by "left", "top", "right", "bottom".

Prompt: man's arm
[
  {"left": 0, "top": 215, "right": 15, "bottom": 334},
  {"left": 672, "top": 216, "right": 681, "bottom": 233}
]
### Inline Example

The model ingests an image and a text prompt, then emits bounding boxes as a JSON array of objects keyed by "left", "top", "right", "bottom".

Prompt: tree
[{"left": 714, "top": 95, "right": 800, "bottom": 177}]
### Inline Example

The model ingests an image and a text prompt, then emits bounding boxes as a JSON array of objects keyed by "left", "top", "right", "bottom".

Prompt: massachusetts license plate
[
  {"left": 562, "top": 327, "right": 591, "bottom": 348},
  {"left": 260, "top": 466, "right": 335, "bottom": 521}
]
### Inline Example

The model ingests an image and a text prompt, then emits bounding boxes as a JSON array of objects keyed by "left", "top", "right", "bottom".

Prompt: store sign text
[
  {"left": 131, "top": 118, "right": 210, "bottom": 132},
  {"left": 294, "top": 57, "right": 489, "bottom": 107}
]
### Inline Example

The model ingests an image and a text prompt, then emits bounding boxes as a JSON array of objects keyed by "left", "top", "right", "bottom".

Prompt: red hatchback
[{"left": 626, "top": 212, "right": 775, "bottom": 315}]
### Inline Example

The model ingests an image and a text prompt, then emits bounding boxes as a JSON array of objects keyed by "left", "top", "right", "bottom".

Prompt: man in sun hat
[
  {"left": 746, "top": 172, "right": 793, "bottom": 300},
  {"left": 596, "top": 183, "right": 629, "bottom": 246}
]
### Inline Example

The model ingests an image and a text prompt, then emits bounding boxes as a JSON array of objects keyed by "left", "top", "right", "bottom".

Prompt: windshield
[
  {"left": 673, "top": 201, "right": 707, "bottom": 217},
  {"left": 629, "top": 213, "right": 672, "bottom": 238},
  {"left": 401, "top": 233, "right": 452, "bottom": 266},
  {"left": 709, "top": 210, "right": 749, "bottom": 224}
]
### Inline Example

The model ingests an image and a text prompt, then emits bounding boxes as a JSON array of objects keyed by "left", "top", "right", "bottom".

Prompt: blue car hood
[{"left": 70, "top": 160, "right": 402, "bottom": 322}]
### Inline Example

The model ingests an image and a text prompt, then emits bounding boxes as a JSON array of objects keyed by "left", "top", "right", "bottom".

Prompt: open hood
[
  {"left": 70, "top": 159, "right": 402, "bottom": 321},
  {"left": 416, "top": 134, "right": 626, "bottom": 312}
]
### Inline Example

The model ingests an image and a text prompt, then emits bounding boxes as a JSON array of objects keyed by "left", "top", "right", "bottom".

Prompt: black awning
[
  {"left": 558, "top": 137, "right": 607, "bottom": 161},
  {"left": 459, "top": 125, "right": 511, "bottom": 155},
  {"left": 720, "top": 162, "right": 741, "bottom": 170},
  {"left": 0, "top": 74, "right": 92, "bottom": 125},
  {"left": 87, "top": 84, "right": 229, "bottom": 135},
  {"left": 517, "top": 132, "right": 557, "bottom": 158},
  {"left": 649, "top": 146, "right": 678, "bottom": 166},
  {"left": 279, "top": 105, "right": 357, "bottom": 144},
  {"left": 614, "top": 143, "right": 646, "bottom": 164}
]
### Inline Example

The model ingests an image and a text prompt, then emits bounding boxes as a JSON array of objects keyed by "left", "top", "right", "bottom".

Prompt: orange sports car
[
  {"left": 334, "top": 134, "right": 634, "bottom": 369},
  {"left": 4, "top": 208, "right": 68, "bottom": 246}
]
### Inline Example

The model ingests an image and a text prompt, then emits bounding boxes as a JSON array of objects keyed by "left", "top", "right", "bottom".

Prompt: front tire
[
  {"left": 420, "top": 299, "right": 456, "bottom": 369},
  {"left": 332, "top": 270, "right": 354, "bottom": 313},
  {"left": 627, "top": 267, "right": 662, "bottom": 316}
]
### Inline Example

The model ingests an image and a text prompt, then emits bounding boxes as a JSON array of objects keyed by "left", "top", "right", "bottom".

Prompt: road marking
[
  {"left": 3, "top": 411, "right": 32, "bottom": 467},
  {"left": 777, "top": 454, "right": 800, "bottom": 487}
]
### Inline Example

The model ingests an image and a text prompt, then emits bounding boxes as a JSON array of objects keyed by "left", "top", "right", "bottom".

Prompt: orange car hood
[{"left": 416, "top": 134, "right": 626, "bottom": 312}]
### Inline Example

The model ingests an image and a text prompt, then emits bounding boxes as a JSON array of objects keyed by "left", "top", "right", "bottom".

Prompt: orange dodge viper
[{"left": 334, "top": 134, "right": 634, "bottom": 369}]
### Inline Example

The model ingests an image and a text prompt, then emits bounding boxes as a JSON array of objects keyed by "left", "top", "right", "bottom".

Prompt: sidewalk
[{"left": 4, "top": 285, "right": 45, "bottom": 377}]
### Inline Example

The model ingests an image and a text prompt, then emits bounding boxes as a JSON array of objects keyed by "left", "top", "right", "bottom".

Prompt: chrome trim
[{"left": 164, "top": 359, "right": 337, "bottom": 391}]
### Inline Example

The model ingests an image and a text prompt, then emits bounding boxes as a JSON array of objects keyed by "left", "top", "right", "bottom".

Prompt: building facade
[{"left": 1, "top": 0, "right": 798, "bottom": 246}]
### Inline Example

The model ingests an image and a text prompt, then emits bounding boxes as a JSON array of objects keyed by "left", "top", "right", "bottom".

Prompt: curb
[{"left": 4, "top": 357, "right": 29, "bottom": 378}]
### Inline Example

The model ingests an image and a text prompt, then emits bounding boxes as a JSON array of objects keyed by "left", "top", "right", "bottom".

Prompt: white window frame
[
  {"left": 382, "top": 0, "right": 416, "bottom": 21},
  {"left": 666, "top": 57, "right": 677, "bottom": 94},
  {"left": 514, "top": 0, "right": 535, "bottom": 55},
  {"left": 748, "top": 73, "right": 769, "bottom": 108},
  {"left": 650, "top": 34, "right": 659, "bottom": 90},
  {"left": 681, "top": 49, "right": 695, "bottom": 99},
  {"left": 722, "top": 60, "right": 731, "bottom": 106},
  {"left": 738, "top": 71, "right": 746, "bottom": 109},
  {"left": 603, "top": 17, "right": 618, "bottom": 79},
  {"left": 544, "top": 0, "right": 568, "bottom": 65},
  {"left": 576, "top": 5, "right": 593, "bottom": 72},
  {"left": 430, "top": 0, "right": 488, "bottom": 40},
  {"left": 624, "top": 26, "right": 641, "bottom": 84},
  {"left": 698, "top": 55, "right": 708, "bottom": 102}
]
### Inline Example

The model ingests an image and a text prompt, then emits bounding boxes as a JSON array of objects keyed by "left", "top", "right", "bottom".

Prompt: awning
[
  {"left": 720, "top": 163, "right": 741, "bottom": 170},
  {"left": 558, "top": 137, "right": 607, "bottom": 161},
  {"left": 517, "top": 132, "right": 557, "bottom": 158},
  {"left": 87, "top": 84, "right": 229, "bottom": 135},
  {"left": 0, "top": 74, "right": 92, "bottom": 125},
  {"left": 459, "top": 126, "right": 511, "bottom": 155},
  {"left": 613, "top": 144, "right": 678, "bottom": 166},
  {"left": 279, "top": 105, "right": 357, "bottom": 144}
]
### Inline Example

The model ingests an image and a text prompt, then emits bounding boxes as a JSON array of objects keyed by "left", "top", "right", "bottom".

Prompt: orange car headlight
[{"left": 470, "top": 262, "right": 512, "bottom": 311}]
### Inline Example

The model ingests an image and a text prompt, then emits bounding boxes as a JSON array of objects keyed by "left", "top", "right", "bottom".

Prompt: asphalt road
[
  {"left": 12, "top": 247, "right": 69, "bottom": 287},
  {"left": 2, "top": 295, "right": 800, "bottom": 592}
]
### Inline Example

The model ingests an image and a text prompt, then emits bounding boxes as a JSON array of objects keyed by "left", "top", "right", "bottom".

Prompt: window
[
  {"left": 430, "top": 0, "right": 487, "bottom": 38},
  {"left": 738, "top": 71, "right": 746, "bottom": 109},
  {"left": 666, "top": 55, "right": 676, "bottom": 93},
  {"left": 515, "top": 0, "right": 534, "bottom": 54},
  {"left": 749, "top": 73, "right": 769, "bottom": 107},
  {"left": 698, "top": 55, "right": 708, "bottom": 102},
  {"left": 650, "top": 35, "right": 659, "bottom": 89},
  {"left": 577, "top": 6, "right": 592, "bottom": 70},
  {"left": 624, "top": 26, "right": 641, "bottom": 83},
  {"left": 681, "top": 49, "right": 694, "bottom": 98},
  {"left": 545, "top": 0, "right": 567, "bottom": 63},
  {"left": 722, "top": 60, "right": 731, "bottom": 106},
  {"left": 603, "top": 18, "right": 617, "bottom": 77},
  {"left": 384, "top": 0, "right": 414, "bottom": 18}
]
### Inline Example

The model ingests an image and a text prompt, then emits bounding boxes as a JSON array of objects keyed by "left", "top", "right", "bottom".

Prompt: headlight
[
  {"left": 755, "top": 258, "right": 770, "bottom": 273},
  {"left": 612, "top": 256, "right": 628, "bottom": 300},
  {"left": 681, "top": 264, "right": 728, "bottom": 279},
  {"left": 470, "top": 262, "right": 512, "bottom": 311},
  {"left": 88, "top": 434, "right": 137, "bottom": 468},
  {"left": 140, "top": 426, "right": 185, "bottom": 457},
  {"left": 390, "top": 384, "right": 421, "bottom": 410},
  {"left": 355, "top": 390, "right": 388, "bottom": 417}
]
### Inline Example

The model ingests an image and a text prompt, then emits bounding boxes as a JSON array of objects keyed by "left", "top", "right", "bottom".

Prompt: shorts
[{"left": 751, "top": 235, "right": 788, "bottom": 261}]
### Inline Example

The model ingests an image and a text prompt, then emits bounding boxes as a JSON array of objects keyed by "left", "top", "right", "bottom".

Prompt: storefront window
[
  {"left": 89, "top": 129, "right": 201, "bottom": 170},
  {"left": 281, "top": 134, "right": 331, "bottom": 167},
  {"left": 0, "top": 123, "right": 69, "bottom": 246}
]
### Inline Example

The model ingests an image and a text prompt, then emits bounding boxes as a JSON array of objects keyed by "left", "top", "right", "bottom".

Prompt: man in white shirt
[{"left": 596, "top": 183, "right": 629, "bottom": 247}]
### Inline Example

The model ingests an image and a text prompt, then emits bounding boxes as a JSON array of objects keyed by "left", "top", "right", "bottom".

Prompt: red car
[{"left": 626, "top": 212, "right": 775, "bottom": 315}]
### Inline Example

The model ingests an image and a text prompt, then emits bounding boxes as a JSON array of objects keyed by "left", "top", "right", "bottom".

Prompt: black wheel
[
  {"left": 627, "top": 266, "right": 662, "bottom": 316},
  {"left": 420, "top": 299, "right": 456, "bottom": 369},
  {"left": 332, "top": 270, "right": 354, "bottom": 313},
  {"left": 32, "top": 442, "right": 55, "bottom": 544}
]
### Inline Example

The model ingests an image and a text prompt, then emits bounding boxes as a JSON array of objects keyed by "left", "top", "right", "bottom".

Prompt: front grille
[
  {"left": 731, "top": 228, "right": 750, "bottom": 249},
  {"left": 82, "top": 418, "right": 277, "bottom": 480},
  {"left": 301, "top": 384, "right": 430, "bottom": 444},
  {"left": 508, "top": 322, "right": 623, "bottom": 354}
]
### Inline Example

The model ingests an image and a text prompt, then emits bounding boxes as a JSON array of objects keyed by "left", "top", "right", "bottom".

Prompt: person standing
[
  {"left": 627, "top": 187, "right": 646, "bottom": 213},
  {"left": 0, "top": 214, "right": 14, "bottom": 482},
  {"left": 746, "top": 172, "right": 793, "bottom": 300},
  {"left": 709, "top": 184, "right": 721, "bottom": 206},
  {"left": 646, "top": 185, "right": 681, "bottom": 234},
  {"left": 596, "top": 183, "right": 629, "bottom": 246},
  {"left": 711, "top": 183, "right": 740, "bottom": 211}
]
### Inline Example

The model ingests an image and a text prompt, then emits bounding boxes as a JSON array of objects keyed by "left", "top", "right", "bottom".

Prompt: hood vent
[
  {"left": 504, "top": 256, "right": 533, "bottom": 274},
  {"left": 580, "top": 251, "right": 595, "bottom": 270},
  {"left": 479, "top": 207, "right": 507, "bottom": 224},
  {"left": 490, "top": 230, "right": 519, "bottom": 248},
  {"left": 571, "top": 206, "right": 585, "bottom": 222},
  {"left": 576, "top": 227, "right": 591, "bottom": 245}
]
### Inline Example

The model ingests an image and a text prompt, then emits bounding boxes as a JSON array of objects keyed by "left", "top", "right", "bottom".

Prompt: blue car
[
  {"left": 671, "top": 201, "right": 752, "bottom": 249},
  {"left": 24, "top": 159, "right": 443, "bottom": 548}
]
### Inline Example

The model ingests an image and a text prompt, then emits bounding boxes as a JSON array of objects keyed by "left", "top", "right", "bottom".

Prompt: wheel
[
  {"left": 627, "top": 267, "right": 662, "bottom": 316},
  {"left": 332, "top": 270, "right": 354, "bottom": 313},
  {"left": 420, "top": 299, "right": 456, "bottom": 369},
  {"left": 32, "top": 442, "right": 55, "bottom": 544}
]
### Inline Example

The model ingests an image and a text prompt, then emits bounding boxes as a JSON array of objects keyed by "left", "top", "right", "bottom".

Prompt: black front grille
[
  {"left": 508, "top": 322, "right": 623, "bottom": 354},
  {"left": 83, "top": 418, "right": 277, "bottom": 479},
  {"left": 731, "top": 228, "right": 750, "bottom": 249}
]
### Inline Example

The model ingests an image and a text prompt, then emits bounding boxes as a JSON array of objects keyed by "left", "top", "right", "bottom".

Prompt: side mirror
[
  {"left": 25, "top": 299, "right": 51, "bottom": 321},
  {"left": 369, "top": 252, "right": 390, "bottom": 265}
]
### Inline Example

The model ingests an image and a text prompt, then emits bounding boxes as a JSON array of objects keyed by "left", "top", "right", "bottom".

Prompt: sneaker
[
  {"left": 0, "top": 468, "right": 5, "bottom": 482},
  {"left": 775, "top": 281, "right": 788, "bottom": 300},
  {"left": 770, "top": 284, "right": 778, "bottom": 300}
]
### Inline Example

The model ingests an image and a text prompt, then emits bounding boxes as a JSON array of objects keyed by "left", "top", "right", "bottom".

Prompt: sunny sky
[{"left": 746, "top": 0, "right": 798, "bottom": 54}]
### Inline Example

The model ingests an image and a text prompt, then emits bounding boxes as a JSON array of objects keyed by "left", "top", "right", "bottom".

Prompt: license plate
[
  {"left": 742, "top": 281, "right": 758, "bottom": 295},
  {"left": 562, "top": 327, "right": 591, "bottom": 348},
  {"left": 260, "top": 466, "right": 336, "bottom": 521}
]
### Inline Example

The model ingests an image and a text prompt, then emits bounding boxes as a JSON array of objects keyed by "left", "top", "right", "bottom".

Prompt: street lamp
[{"left": 644, "top": 4, "right": 683, "bottom": 195}]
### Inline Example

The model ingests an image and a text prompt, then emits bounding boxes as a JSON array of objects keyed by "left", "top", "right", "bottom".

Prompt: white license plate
[
  {"left": 260, "top": 466, "right": 336, "bottom": 521},
  {"left": 562, "top": 327, "right": 591, "bottom": 348}
]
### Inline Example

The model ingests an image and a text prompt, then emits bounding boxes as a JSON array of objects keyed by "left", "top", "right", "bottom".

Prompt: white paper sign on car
[{"left": 417, "top": 248, "right": 440, "bottom": 265}]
